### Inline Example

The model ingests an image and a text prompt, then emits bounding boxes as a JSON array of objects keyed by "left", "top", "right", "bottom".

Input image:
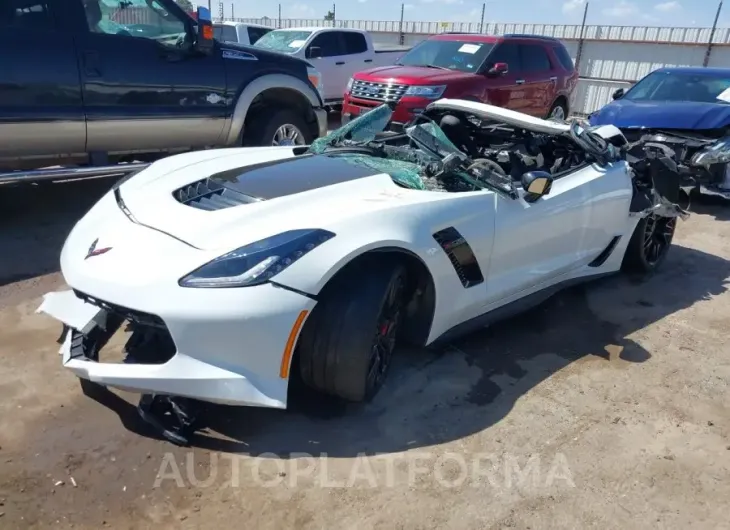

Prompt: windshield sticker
[
  {"left": 458, "top": 43, "right": 482, "bottom": 54},
  {"left": 289, "top": 39, "right": 307, "bottom": 48},
  {"left": 717, "top": 87, "right": 730, "bottom": 103}
]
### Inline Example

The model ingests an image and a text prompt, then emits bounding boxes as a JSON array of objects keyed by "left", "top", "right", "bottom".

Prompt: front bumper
[
  {"left": 314, "top": 107, "right": 328, "bottom": 138},
  {"left": 38, "top": 283, "right": 315, "bottom": 408}
]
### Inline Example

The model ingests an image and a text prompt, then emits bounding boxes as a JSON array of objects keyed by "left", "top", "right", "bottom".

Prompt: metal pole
[
  {"left": 231, "top": 2, "right": 234, "bottom": 20},
  {"left": 332, "top": 3, "right": 336, "bottom": 25},
  {"left": 207, "top": 0, "right": 211, "bottom": 14},
  {"left": 399, "top": 3, "right": 405, "bottom": 45},
  {"left": 574, "top": 1, "right": 589, "bottom": 71},
  {"left": 479, "top": 3, "right": 485, "bottom": 33},
  {"left": 278, "top": 4, "right": 282, "bottom": 28},
  {"left": 704, "top": 1, "right": 723, "bottom": 67}
]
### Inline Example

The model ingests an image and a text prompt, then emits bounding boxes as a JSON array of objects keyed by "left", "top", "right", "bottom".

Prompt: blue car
[{"left": 589, "top": 67, "right": 730, "bottom": 200}]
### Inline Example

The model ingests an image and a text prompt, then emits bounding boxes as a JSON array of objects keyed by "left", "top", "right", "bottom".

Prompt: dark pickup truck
[{"left": 0, "top": 0, "right": 328, "bottom": 183}]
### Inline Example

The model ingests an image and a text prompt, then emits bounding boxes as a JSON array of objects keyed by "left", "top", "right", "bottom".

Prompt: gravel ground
[{"left": 0, "top": 178, "right": 729, "bottom": 530}]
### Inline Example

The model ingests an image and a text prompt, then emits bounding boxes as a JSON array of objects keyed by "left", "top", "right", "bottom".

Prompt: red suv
[{"left": 342, "top": 33, "right": 578, "bottom": 129}]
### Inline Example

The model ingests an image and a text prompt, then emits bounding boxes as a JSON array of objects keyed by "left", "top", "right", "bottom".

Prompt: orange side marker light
[{"left": 280, "top": 310, "right": 309, "bottom": 379}]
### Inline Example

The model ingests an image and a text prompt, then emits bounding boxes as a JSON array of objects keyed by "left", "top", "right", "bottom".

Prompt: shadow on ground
[
  {"left": 689, "top": 193, "right": 730, "bottom": 222},
  {"left": 0, "top": 178, "right": 117, "bottom": 286},
  {"left": 86, "top": 243, "right": 730, "bottom": 458}
]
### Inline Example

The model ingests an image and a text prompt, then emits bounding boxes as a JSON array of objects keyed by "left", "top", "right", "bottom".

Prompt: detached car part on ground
[
  {"left": 38, "top": 99, "right": 687, "bottom": 445},
  {"left": 589, "top": 67, "right": 730, "bottom": 202}
]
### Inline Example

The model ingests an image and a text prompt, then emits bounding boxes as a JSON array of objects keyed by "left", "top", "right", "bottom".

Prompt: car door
[
  {"left": 485, "top": 168, "right": 596, "bottom": 305},
  {"left": 518, "top": 42, "right": 555, "bottom": 117},
  {"left": 341, "top": 31, "right": 371, "bottom": 79},
  {"left": 480, "top": 41, "right": 529, "bottom": 113},
  {"left": 73, "top": 0, "right": 227, "bottom": 153},
  {"left": 306, "top": 31, "right": 348, "bottom": 102},
  {"left": 0, "top": 0, "right": 85, "bottom": 160}
]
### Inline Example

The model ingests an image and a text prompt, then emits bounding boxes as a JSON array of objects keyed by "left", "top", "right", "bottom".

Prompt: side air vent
[
  {"left": 173, "top": 179, "right": 259, "bottom": 211},
  {"left": 433, "top": 227, "right": 484, "bottom": 288},
  {"left": 588, "top": 235, "right": 621, "bottom": 267}
]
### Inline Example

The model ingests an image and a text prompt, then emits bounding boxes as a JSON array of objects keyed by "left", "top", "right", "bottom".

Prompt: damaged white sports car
[{"left": 38, "top": 100, "right": 687, "bottom": 444}]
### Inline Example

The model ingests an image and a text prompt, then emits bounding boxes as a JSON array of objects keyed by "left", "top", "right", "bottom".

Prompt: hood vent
[{"left": 173, "top": 179, "right": 260, "bottom": 211}]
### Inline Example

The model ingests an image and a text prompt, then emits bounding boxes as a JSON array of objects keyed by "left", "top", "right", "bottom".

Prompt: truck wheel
[
  {"left": 622, "top": 214, "right": 677, "bottom": 274},
  {"left": 243, "top": 108, "right": 313, "bottom": 147},
  {"left": 296, "top": 259, "right": 408, "bottom": 403},
  {"left": 547, "top": 100, "right": 567, "bottom": 121}
]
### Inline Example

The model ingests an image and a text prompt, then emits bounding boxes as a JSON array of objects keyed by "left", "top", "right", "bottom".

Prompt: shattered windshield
[
  {"left": 254, "top": 30, "right": 312, "bottom": 53},
  {"left": 307, "top": 104, "right": 512, "bottom": 194}
]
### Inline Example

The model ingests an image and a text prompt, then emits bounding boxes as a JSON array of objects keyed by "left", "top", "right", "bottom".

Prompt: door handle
[
  {"left": 335, "top": 61, "right": 345, "bottom": 65},
  {"left": 549, "top": 76, "right": 558, "bottom": 81},
  {"left": 515, "top": 79, "right": 525, "bottom": 85},
  {"left": 83, "top": 50, "right": 101, "bottom": 77},
  {"left": 364, "top": 59, "right": 373, "bottom": 63}
]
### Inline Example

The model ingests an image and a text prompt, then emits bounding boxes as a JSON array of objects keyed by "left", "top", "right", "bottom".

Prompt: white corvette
[{"left": 38, "top": 100, "right": 687, "bottom": 444}]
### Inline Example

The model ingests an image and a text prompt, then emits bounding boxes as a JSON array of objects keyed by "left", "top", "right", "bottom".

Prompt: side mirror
[
  {"left": 486, "top": 62, "right": 508, "bottom": 77},
  {"left": 521, "top": 171, "right": 553, "bottom": 203},
  {"left": 194, "top": 6, "right": 214, "bottom": 55},
  {"left": 308, "top": 46, "right": 322, "bottom": 59},
  {"left": 612, "top": 88, "right": 625, "bottom": 100}
]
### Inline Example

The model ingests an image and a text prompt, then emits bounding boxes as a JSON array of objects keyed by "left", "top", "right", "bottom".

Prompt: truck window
[
  {"left": 89, "top": 0, "right": 186, "bottom": 46},
  {"left": 520, "top": 44, "right": 552, "bottom": 72},
  {"left": 0, "top": 0, "right": 57, "bottom": 30},
  {"left": 487, "top": 42, "right": 522, "bottom": 73},
  {"left": 213, "top": 24, "right": 237, "bottom": 42},
  {"left": 308, "top": 31, "right": 344, "bottom": 57},
  {"left": 342, "top": 32, "right": 367, "bottom": 54},
  {"left": 247, "top": 26, "right": 271, "bottom": 44}
]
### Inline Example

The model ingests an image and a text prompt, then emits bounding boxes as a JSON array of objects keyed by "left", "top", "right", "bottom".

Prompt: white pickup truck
[
  {"left": 253, "top": 27, "right": 411, "bottom": 106},
  {"left": 212, "top": 21, "right": 273, "bottom": 46}
]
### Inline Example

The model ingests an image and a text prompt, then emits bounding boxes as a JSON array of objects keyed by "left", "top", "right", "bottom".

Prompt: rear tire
[
  {"left": 243, "top": 108, "right": 313, "bottom": 147},
  {"left": 622, "top": 214, "right": 677, "bottom": 274},
  {"left": 297, "top": 259, "right": 408, "bottom": 402},
  {"left": 547, "top": 100, "right": 567, "bottom": 121}
]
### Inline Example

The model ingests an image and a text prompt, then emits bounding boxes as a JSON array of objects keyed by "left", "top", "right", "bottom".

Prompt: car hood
[
  {"left": 117, "top": 148, "right": 439, "bottom": 251},
  {"left": 589, "top": 99, "right": 730, "bottom": 130},
  {"left": 357, "top": 65, "right": 477, "bottom": 85}
]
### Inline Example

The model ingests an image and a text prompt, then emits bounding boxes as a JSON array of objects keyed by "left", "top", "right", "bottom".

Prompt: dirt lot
[{"left": 0, "top": 179, "right": 729, "bottom": 530}]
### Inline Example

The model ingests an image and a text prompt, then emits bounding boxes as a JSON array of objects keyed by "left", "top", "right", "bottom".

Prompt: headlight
[
  {"left": 404, "top": 85, "right": 447, "bottom": 99},
  {"left": 307, "top": 66, "right": 325, "bottom": 103},
  {"left": 346, "top": 77, "right": 354, "bottom": 93},
  {"left": 179, "top": 229, "right": 335, "bottom": 288},
  {"left": 691, "top": 137, "right": 730, "bottom": 167}
]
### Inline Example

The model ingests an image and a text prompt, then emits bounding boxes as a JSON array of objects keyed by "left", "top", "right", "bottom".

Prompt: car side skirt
[{"left": 430, "top": 271, "right": 616, "bottom": 345}]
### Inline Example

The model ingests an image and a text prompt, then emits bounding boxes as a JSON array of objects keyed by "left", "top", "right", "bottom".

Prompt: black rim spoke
[
  {"left": 643, "top": 214, "right": 676, "bottom": 265},
  {"left": 366, "top": 276, "right": 404, "bottom": 392}
]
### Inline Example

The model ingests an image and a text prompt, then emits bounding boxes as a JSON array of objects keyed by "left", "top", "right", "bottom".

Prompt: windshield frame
[
  {"left": 623, "top": 70, "right": 730, "bottom": 104},
  {"left": 253, "top": 29, "right": 313, "bottom": 54},
  {"left": 395, "top": 38, "right": 496, "bottom": 74}
]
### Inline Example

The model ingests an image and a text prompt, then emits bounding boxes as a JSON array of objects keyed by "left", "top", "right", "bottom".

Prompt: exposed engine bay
[
  {"left": 308, "top": 101, "right": 688, "bottom": 218},
  {"left": 620, "top": 128, "right": 730, "bottom": 200}
]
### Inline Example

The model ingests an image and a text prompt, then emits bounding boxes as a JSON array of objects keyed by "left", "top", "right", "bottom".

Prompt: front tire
[
  {"left": 297, "top": 260, "right": 408, "bottom": 402},
  {"left": 622, "top": 214, "right": 677, "bottom": 274},
  {"left": 243, "top": 108, "right": 313, "bottom": 147}
]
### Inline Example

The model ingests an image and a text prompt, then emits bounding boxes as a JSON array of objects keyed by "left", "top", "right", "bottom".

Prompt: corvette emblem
[{"left": 85, "top": 238, "right": 112, "bottom": 260}]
